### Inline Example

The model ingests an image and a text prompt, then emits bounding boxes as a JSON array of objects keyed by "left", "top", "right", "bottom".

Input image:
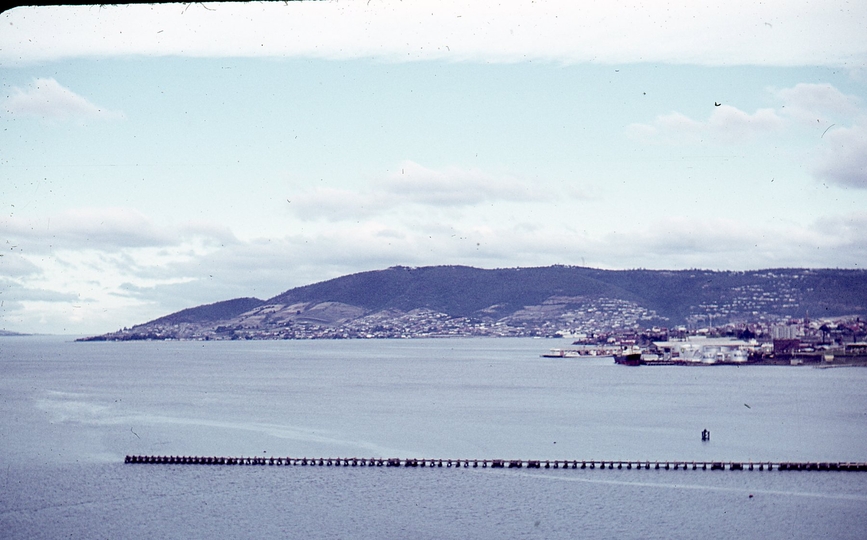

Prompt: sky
[{"left": 1, "top": 0, "right": 866, "bottom": 335}]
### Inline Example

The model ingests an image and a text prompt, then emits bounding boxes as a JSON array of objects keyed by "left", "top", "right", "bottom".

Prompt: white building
[
  {"left": 652, "top": 336, "right": 754, "bottom": 364},
  {"left": 771, "top": 325, "right": 799, "bottom": 340}
]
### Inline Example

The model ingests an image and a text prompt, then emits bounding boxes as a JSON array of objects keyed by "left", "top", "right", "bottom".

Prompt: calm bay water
[{"left": 2, "top": 336, "right": 866, "bottom": 538}]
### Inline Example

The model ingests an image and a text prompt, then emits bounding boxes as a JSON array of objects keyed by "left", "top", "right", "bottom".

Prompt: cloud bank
[
  {"left": 627, "top": 83, "right": 867, "bottom": 189},
  {"left": 815, "top": 125, "right": 867, "bottom": 189},
  {"left": 3, "top": 78, "right": 123, "bottom": 121},
  {"left": 2, "top": 1, "right": 866, "bottom": 67},
  {"left": 776, "top": 83, "right": 861, "bottom": 124},
  {"left": 627, "top": 106, "right": 784, "bottom": 144},
  {"left": 4, "top": 201, "right": 866, "bottom": 334},
  {"left": 290, "top": 161, "right": 542, "bottom": 221}
]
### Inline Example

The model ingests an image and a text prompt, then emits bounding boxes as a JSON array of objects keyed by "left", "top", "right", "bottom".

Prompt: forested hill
[{"left": 82, "top": 265, "right": 867, "bottom": 341}]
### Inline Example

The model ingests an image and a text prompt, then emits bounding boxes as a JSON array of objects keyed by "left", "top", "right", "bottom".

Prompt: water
[{"left": 2, "top": 336, "right": 866, "bottom": 538}]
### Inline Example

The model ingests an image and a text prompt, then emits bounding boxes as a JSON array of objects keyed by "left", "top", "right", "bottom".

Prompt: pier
[{"left": 124, "top": 456, "right": 867, "bottom": 471}]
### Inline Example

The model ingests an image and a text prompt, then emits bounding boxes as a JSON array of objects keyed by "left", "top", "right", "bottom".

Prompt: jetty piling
[{"left": 123, "top": 455, "right": 867, "bottom": 471}]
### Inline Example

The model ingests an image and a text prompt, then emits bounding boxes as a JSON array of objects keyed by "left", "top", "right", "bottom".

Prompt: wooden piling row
[{"left": 123, "top": 456, "right": 867, "bottom": 471}]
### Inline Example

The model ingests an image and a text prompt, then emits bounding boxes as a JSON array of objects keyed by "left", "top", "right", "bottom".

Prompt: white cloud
[
  {"left": 0, "top": 250, "right": 39, "bottom": 277},
  {"left": 1, "top": 207, "right": 241, "bottom": 253},
  {"left": 0, "top": 236, "right": 229, "bottom": 334},
  {"left": 627, "top": 82, "right": 867, "bottom": 189},
  {"left": 780, "top": 83, "right": 860, "bottom": 112},
  {"left": 3, "top": 207, "right": 174, "bottom": 250},
  {"left": 759, "top": 84, "right": 867, "bottom": 190},
  {"left": 814, "top": 124, "right": 867, "bottom": 189},
  {"left": 654, "top": 111, "right": 703, "bottom": 134},
  {"left": 586, "top": 214, "right": 867, "bottom": 270},
  {"left": 289, "top": 161, "right": 544, "bottom": 221},
  {"left": 3, "top": 78, "right": 123, "bottom": 121},
  {"left": 223, "top": 212, "right": 867, "bottom": 282},
  {"left": 814, "top": 212, "right": 867, "bottom": 248},
  {"left": 382, "top": 160, "right": 539, "bottom": 206},
  {"left": 627, "top": 105, "right": 784, "bottom": 144},
  {"left": 775, "top": 83, "right": 861, "bottom": 124},
  {"left": 0, "top": 205, "right": 247, "bottom": 332},
  {"left": 707, "top": 107, "right": 784, "bottom": 138},
  {"left": 2, "top": 1, "right": 866, "bottom": 67},
  {"left": 289, "top": 188, "right": 392, "bottom": 222}
]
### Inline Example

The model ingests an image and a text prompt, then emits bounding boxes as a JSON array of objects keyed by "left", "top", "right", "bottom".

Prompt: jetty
[{"left": 124, "top": 456, "right": 867, "bottom": 471}]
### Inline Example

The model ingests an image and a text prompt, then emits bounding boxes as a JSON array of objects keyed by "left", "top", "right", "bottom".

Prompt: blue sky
[{"left": 1, "top": 1, "right": 866, "bottom": 334}]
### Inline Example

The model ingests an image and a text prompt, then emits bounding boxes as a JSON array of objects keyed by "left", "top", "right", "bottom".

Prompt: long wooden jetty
[{"left": 124, "top": 456, "right": 867, "bottom": 471}]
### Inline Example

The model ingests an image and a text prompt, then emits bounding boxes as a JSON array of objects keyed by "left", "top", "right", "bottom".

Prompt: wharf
[{"left": 125, "top": 456, "right": 867, "bottom": 471}]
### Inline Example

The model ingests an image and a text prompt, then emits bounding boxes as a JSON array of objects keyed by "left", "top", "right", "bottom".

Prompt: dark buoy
[{"left": 701, "top": 429, "right": 711, "bottom": 441}]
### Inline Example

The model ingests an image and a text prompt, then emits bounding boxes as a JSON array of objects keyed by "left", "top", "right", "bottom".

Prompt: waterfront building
[
  {"left": 771, "top": 324, "right": 799, "bottom": 340},
  {"left": 652, "top": 336, "right": 753, "bottom": 363}
]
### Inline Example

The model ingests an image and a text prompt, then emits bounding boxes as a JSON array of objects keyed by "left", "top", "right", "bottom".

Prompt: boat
[
  {"left": 541, "top": 348, "right": 583, "bottom": 358},
  {"left": 541, "top": 345, "right": 617, "bottom": 358},
  {"left": 613, "top": 352, "right": 643, "bottom": 366}
]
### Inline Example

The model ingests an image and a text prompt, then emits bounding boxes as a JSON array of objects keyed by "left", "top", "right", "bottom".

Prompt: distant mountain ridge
[
  {"left": 0, "top": 329, "right": 29, "bottom": 337},
  {"left": 81, "top": 265, "right": 867, "bottom": 341}
]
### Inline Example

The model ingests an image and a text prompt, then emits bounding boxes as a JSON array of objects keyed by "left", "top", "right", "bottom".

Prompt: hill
[
  {"left": 0, "top": 329, "right": 29, "bottom": 337},
  {"left": 79, "top": 265, "right": 867, "bottom": 341}
]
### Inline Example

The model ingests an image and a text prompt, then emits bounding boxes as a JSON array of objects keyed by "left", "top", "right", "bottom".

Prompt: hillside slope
[{"left": 80, "top": 265, "right": 867, "bottom": 341}]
